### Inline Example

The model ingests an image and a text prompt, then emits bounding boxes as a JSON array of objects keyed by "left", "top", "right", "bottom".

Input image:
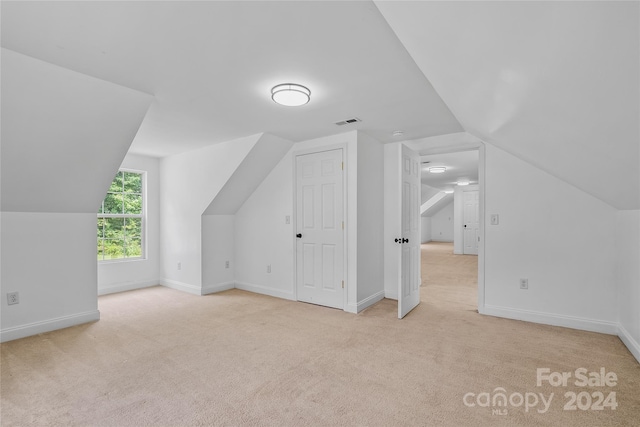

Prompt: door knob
[{"left": 296, "top": 233, "right": 302, "bottom": 238}]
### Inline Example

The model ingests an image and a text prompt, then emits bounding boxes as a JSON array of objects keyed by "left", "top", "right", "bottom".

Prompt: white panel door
[
  {"left": 398, "top": 144, "right": 421, "bottom": 318},
  {"left": 463, "top": 190, "right": 479, "bottom": 255},
  {"left": 295, "top": 149, "right": 344, "bottom": 309}
]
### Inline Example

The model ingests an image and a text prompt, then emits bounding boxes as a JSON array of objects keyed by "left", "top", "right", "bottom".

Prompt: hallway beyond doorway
[{"left": 421, "top": 242, "right": 477, "bottom": 311}]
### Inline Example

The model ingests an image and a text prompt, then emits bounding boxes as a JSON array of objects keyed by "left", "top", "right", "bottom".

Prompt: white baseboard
[
  {"left": 202, "top": 281, "right": 235, "bottom": 295},
  {"left": 159, "top": 278, "right": 202, "bottom": 296},
  {"left": 235, "top": 282, "right": 295, "bottom": 301},
  {"left": 0, "top": 310, "right": 100, "bottom": 343},
  {"left": 98, "top": 280, "right": 158, "bottom": 296},
  {"left": 618, "top": 324, "right": 640, "bottom": 364},
  {"left": 384, "top": 289, "right": 398, "bottom": 300},
  {"left": 349, "top": 290, "right": 385, "bottom": 313},
  {"left": 482, "top": 304, "right": 619, "bottom": 335}
]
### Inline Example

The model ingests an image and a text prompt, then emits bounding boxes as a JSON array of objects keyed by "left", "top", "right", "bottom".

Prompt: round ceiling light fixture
[
  {"left": 429, "top": 166, "right": 447, "bottom": 174},
  {"left": 457, "top": 180, "right": 470, "bottom": 186},
  {"left": 443, "top": 189, "right": 454, "bottom": 194},
  {"left": 393, "top": 130, "right": 404, "bottom": 137},
  {"left": 271, "top": 83, "right": 311, "bottom": 107}
]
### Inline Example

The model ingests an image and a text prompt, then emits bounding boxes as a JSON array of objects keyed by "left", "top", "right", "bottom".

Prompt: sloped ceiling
[
  {"left": 376, "top": 1, "right": 639, "bottom": 210},
  {"left": 1, "top": 1, "right": 461, "bottom": 157},
  {"left": 204, "top": 134, "right": 293, "bottom": 215},
  {"left": 1, "top": 49, "right": 153, "bottom": 213}
]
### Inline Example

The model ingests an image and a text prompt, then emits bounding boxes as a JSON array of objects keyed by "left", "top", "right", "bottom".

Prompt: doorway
[{"left": 418, "top": 147, "right": 482, "bottom": 312}]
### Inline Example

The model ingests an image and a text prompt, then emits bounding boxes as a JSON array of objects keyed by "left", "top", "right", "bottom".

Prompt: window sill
[{"left": 98, "top": 257, "right": 147, "bottom": 265}]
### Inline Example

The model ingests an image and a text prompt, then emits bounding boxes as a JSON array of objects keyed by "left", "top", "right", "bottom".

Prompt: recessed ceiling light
[
  {"left": 428, "top": 167, "right": 446, "bottom": 174},
  {"left": 457, "top": 180, "right": 470, "bottom": 186},
  {"left": 393, "top": 130, "right": 404, "bottom": 137},
  {"left": 271, "top": 83, "right": 310, "bottom": 107}
]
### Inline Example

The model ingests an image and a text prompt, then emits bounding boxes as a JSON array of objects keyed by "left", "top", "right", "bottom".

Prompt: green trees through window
[{"left": 98, "top": 171, "right": 144, "bottom": 261}]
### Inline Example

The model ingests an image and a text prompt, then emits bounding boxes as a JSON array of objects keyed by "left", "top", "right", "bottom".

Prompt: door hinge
[
  {"left": 342, "top": 280, "right": 344, "bottom": 289},
  {"left": 341, "top": 162, "right": 344, "bottom": 170},
  {"left": 342, "top": 221, "right": 344, "bottom": 230}
]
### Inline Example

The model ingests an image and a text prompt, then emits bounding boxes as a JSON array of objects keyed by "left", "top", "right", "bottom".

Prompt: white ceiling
[
  {"left": 376, "top": 1, "right": 639, "bottom": 210},
  {"left": 1, "top": 1, "right": 461, "bottom": 158},
  {"left": 3, "top": 1, "right": 637, "bottom": 210},
  {"left": 421, "top": 150, "right": 479, "bottom": 192}
]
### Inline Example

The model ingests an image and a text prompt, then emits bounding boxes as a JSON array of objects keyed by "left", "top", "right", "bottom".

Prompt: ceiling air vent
[{"left": 335, "top": 117, "right": 362, "bottom": 126}]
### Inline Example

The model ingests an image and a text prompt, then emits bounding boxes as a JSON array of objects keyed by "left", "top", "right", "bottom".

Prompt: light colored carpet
[{"left": 1, "top": 243, "right": 639, "bottom": 426}]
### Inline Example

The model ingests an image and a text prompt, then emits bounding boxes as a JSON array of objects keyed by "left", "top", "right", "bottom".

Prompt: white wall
[
  {"left": 235, "top": 131, "right": 378, "bottom": 310},
  {"left": 1, "top": 48, "right": 152, "bottom": 214},
  {"left": 0, "top": 213, "right": 99, "bottom": 341},
  {"left": 0, "top": 49, "right": 151, "bottom": 342},
  {"left": 201, "top": 215, "right": 236, "bottom": 293},
  {"left": 421, "top": 217, "right": 432, "bottom": 243},
  {"left": 483, "top": 144, "right": 618, "bottom": 333},
  {"left": 429, "top": 200, "right": 454, "bottom": 242},
  {"left": 383, "top": 143, "right": 401, "bottom": 300},
  {"left": 616, "top": 210, "right": 640, "bottom": 362},
  {"left": 159, "top": 135, "right": 259, "bottom": 293},
  {"left": 233, "top": 152, "right": 297, "bottom": 301},
  {"left": 98, "top": 154, "right": 160, "bottom": 295},
  {"left": 356, "top": 132, "right": 385, "bottom": 304}
]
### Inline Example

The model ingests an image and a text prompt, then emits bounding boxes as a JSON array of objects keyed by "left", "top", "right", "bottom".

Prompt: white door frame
[{"left": 292, "top": 143, "right": 348, "bottom": 311}]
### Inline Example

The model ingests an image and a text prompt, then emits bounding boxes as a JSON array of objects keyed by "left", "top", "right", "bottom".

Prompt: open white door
[{"left": 398, "top": 144, "right": 421, "bottom": 318}]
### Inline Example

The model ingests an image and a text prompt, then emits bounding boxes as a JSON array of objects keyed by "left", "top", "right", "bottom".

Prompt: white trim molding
[
  {"left": 0, "top": 310, "right": 100, "bottom": 343},
  {"left": 617, "top": 324, "right": 640, "bottom": 364},
  {"left": 347, "top": 290, "right": 385, "bottom": 314},
  {"left": 98, "top": 280, "right": 158, "bottom": 296},
  {"left": 384, "top": 289, "right": 398, "bottom": 301},
  {"left": 202, "top": 282, "right": 235, "bottom": 295},
  {"left": 159, "top": 278, "right": 202, "bottom": 296},
  {"left": 235, "top": 282, "right": 295, "bottom": 301},
  {"left": 482, "top": 304, "right": 619, "bottom": 335}
]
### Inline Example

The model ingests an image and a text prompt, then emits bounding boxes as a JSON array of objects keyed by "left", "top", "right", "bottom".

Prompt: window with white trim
[{"left": 97, "top": 170, "right": 145, "bottom": 261}]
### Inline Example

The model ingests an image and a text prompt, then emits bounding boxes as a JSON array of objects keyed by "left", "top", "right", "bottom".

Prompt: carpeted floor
[{"left": 1, "top": 242, "right": 638, "bottom": 426}]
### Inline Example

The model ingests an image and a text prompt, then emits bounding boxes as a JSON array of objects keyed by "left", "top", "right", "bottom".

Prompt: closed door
[
  {"left": 399, "top": 144, "right": 421, "bottom": 318},
  {"left": 295, "top": 149, "right": 344, "bottom": 309},
  {"left": 463, "top": 190, "right": 479, "bottom": 255}
]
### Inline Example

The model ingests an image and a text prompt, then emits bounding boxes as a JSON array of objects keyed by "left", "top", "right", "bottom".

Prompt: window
[{"left": 97, "top": 170, "right": 145, "bottom": 261}]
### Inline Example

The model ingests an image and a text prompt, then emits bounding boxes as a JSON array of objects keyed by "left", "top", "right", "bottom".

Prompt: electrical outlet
[
  {"left": 520, "top": 278, "right": 528, "bottom": 290},
  {"left": 491, "top": 214, "right": 500, "bottom": 225},
  {"left": 177, "top": 262, "right": 182, "bottom": 271},
  {"left": 267, "top": 265, "right": 271, "bottom": 273},
  {"left": 225, "top": 261, "right": 229, "bottom": 269},
  {"left": 7, "top": 292, "right": 19, "bottom": 305}
]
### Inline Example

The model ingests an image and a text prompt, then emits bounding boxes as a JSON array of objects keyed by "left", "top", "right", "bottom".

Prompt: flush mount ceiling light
[
  {"left": 393, "top": 130, "right": 404, "bottom": 137},
  {"left": 271, "top": 83, "right": 311, "bottom": 107},
  {"left": 457, "top": 180, "right": 470, "bottom": 186},
  {"left": 443, "top": 190, "right": 454, "bottom": 194},
  {"left": 428, "top": 166, "right": 447, "bottom": 174}
]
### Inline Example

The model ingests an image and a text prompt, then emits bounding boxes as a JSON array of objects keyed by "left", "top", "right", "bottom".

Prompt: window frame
[{"left": 97, "top": 168, "right": 147, "bottom": 263}]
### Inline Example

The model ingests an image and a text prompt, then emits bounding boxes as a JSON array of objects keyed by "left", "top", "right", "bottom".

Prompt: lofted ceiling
[
  {"left": 2, "top": 1, "right": 637, "bottom": 210},
  {"left": 0, "top": 1, "right": 461, "bottom": 157},
  {"left": 375, "top": 1, "right": 639, "bottom": 210}
]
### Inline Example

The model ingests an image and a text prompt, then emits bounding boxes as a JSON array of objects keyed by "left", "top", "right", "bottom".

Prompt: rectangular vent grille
[{"left": 335, "top": 117, "right": 361, "bottom": 126}]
